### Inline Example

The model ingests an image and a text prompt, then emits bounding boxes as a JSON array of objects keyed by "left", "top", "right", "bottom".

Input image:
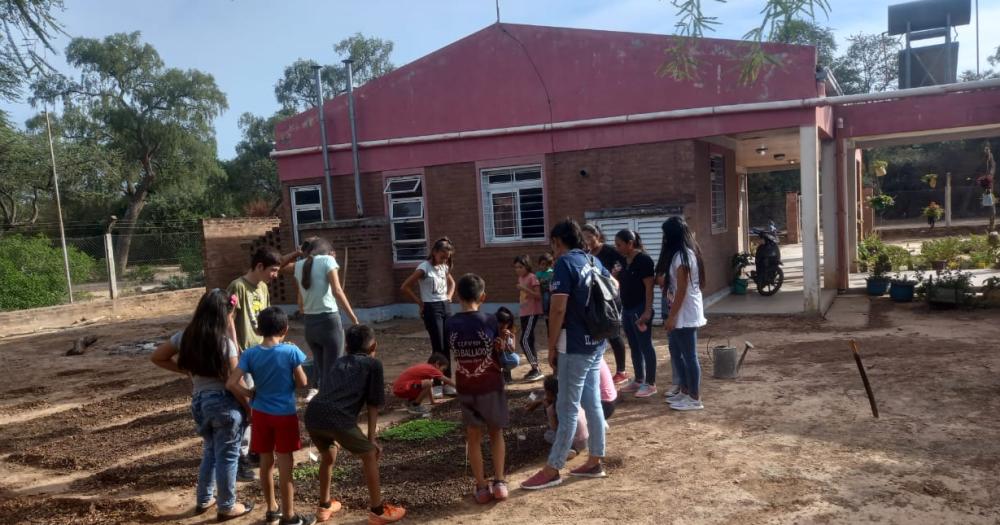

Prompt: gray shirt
[{"left": 170, "top": 331, "right": 239, "bottom": 394}]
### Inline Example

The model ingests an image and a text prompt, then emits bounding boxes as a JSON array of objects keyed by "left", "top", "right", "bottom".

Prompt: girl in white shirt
[
  {"left": 401, "top": 238, "right": 457, "bottom": 392},
  {"left": 656, "top": 216, "right": 708, "bottom": 412}
]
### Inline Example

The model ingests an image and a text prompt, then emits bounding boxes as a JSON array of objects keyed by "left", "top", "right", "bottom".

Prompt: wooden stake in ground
[{"left": 849, "top": 340, "right": 879, "bottom": 418}]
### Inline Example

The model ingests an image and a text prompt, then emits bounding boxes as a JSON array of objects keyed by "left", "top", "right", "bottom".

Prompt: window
[
  {"left": 481, "top": 166, "right": 545, "bottom": 243},
  {"left": 710, "top": 154, "right": 726, "bottom": 232},
  {"left": 384, "top": 176, "right": 427, "bottom": 263},
  {"left": 291, "top": 185, "right": 324, "bottom": 246}
]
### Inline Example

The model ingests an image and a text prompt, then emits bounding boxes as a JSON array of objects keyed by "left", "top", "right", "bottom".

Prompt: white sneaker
[
  {"left": 432, "top": 386, "right": 443, "bottom": 398},
  {"left": 664, "top": 386, "right": 681, "bottom": 398},
  {"left": 666, "top": 393, "right": 690, "bottom": 405},
  {"left": 305, "top": 388, "right": 319, "bottom": 402},
  {"left": 670, "top": 398, "right": 704, "bottom": 411},
  {"left": 443, "top": 384, "right": 458, "bottom": 396}
]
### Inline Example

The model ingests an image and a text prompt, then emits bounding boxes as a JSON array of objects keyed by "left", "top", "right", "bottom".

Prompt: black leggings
[
  {"left": 609, "top": 334, "right": 627, "bottom": 374},
  {"left": 519, "top": 315, "right": 541, "bottom": 369},
  {"left": 422, "top": 301, "right": 451, "bottom": 372}
]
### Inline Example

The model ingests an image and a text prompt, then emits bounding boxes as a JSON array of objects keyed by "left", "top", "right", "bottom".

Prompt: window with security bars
[
  {"left": 291, "top": 185, "right": 323, "bottom": 246},
  {"left": 383, "top": 176, "right": 428, "bottom": 263},
  {"left": 710, "top": 154, "right": 727, "bottom": 232},
  {"left": 480, "top": 166, "right": 545, "bottom": 244}
]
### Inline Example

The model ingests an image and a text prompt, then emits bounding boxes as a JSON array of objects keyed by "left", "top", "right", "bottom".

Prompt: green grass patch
[
  {"left": 380, "top": 419, "right": 459, "bottom": 442},
  {"left": 292, "top": 463, "right": 349, "bottom": 482}
]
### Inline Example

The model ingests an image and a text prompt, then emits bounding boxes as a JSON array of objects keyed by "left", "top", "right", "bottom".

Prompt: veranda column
[
  {"left": 800, "top": 125, "right": 821, "bottom": 314},
  {"left": 821, "top": 140, "right": 838, "bottom": 290}
]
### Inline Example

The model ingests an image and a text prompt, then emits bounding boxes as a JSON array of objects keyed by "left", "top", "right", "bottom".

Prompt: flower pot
[
  {"left": 928, "top": 286, "right": 963, "bottom": 305},
  {"left": 931, "top": 260, "right": 947, "bottom": 271},
  {"left": 983, "top": 193, "right": 995, "bottom": 207},
  {"left": 889, "top": 281, "right": 915, "bottom": 302},
  {"left": 866, "top": 277, "right": 890, "bottom": 296},
  {"left": 731, "top": 278, "right": 749, "bottom": 295},
  {"left": 983, "top": 289, "right": 1000, "bottom": 307}
]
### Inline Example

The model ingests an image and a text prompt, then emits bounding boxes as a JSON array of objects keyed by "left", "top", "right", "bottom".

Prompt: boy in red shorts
[
  {"left": 228, "top": 307, "right": 314, "bottom": 525},
  {"left": 392, "top": 353, "right": 453, "bottom": 415}
]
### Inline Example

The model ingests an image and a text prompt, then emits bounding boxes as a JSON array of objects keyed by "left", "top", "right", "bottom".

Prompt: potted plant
[
  {"left": 889, "top": 271, "right": 920, "bottom": 303},
  {"left": 920, "top": 270, "right": 973, "bottom": 307},
  {"left": 921, "top": 173, "right": 938, "bottom": 188},
  {"left": 731, "top": 252, "right": 752, "bottom": 295},
  {"left": 982, "top": 276, "right": 1000, "bottom": 307},
  {"left": 867, "top": 193, "right": 894, "bottom": 213},
  {"left": 865, "top": 252, "right": 892, "bottom": 296},
  {"left": 872, "top": 160, "right": 888, "bottom": 178},
  {"left": 922, "top": 202, "right": 943, "bottom": 228},
  {"left": 978, "top": 174, "right": 995, "bottom": 207}
]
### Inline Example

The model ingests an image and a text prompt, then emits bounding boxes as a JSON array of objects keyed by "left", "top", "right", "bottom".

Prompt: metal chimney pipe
[
  {"left": 311, "top": 65, "right": 335, "bottom": 221},
  {"left": 343, "top": 58, "right": 364, "bottom": 217}
]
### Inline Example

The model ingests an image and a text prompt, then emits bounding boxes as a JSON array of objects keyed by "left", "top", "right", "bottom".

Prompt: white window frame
[
  {"left": 710, "top": 154, "right": 727, "bottom": 233},
  {"left": 384, "top": 176, "right": 427, "bottom": 264},
  {"left": 290, "top": 185, "right": 323, "bottom": 246},
  {"left": 480, "top": 165, "right": 546, "bottom": 244}
]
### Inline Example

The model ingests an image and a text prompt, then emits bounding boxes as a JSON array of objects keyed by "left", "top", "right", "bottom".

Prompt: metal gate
[{"left": 594, "top": 215, "right": 669, "bottom": 324}]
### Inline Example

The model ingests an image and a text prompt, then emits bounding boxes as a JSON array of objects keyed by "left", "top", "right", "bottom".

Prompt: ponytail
[{"left": 300, "top": 237, "right": 333, "bottom": 290}]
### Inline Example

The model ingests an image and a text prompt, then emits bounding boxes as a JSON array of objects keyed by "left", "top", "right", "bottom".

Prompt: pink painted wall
[
  {"left": 275, "top": 23, "right": 819, "bottom": 181},
  {"left": 836, "top": 88, "right": 1000, "bottom": 139}
]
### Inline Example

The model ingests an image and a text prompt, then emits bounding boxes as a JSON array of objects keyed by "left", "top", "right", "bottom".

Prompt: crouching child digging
[
  {"left": 446, "top": 273, "right": 510, "bottom": 503},
  {"left": 303, "top": 324, "right": 406, "bottom": 524}
]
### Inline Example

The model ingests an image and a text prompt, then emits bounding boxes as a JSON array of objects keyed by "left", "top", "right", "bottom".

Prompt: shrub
[
  {"left": 882, "top": 245, "right": 913, "bottom": 271},
  {"left": 921, "top": 237, "right": 962, "bottom": 264},
  {"left": 0, "top": 235, "right": 96, "bottom": 310},
  {"left": 178, "top": 242, "right": 203, "bottom": 275},
  {"left": 163, "top": 272, "right": 204, "bottom": 290},
  {"left": 867, "top": 193, "right": 895, "bottom": 212},
  {"left": 126, "top": 265, "right": 157, "bottom": 284},
  {"left": 857, "top": 235, "right": 885, "bottom": 270}
]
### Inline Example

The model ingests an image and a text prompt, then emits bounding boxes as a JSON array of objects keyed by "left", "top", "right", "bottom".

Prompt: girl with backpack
[{"left": 656, "top": 216, "right": 708, "bottom": 411}]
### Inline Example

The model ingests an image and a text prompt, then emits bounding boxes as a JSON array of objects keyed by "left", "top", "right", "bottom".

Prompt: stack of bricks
[
  {"left": 299, "top": 217, "right": 395, "bottom": 308},
  {"left": 202, "top": 217, "right": 282, "bottom": 292}
]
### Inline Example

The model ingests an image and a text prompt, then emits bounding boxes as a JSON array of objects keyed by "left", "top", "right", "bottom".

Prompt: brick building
[{"left": 267, "top": 22, "right": 1000, "bottom": 317}]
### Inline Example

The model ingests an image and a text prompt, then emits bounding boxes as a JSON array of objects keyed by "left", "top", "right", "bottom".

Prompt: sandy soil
[{"left": 1, "top": 297, "right": 998, "bottom": 524}]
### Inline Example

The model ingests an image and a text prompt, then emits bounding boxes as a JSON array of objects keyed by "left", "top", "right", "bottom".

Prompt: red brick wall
[
  {"left": 298, "top": 218, "right": 396, "bottom": 308},
  {"left": 785, "top": 192, "right": 801, "bottom": 244},
  {"left": 692, "top": 141, "right": 740, "bottom": 294},
  {"left": 278, "top": 139, "right": 741, "bottom": 307},
  {"left": 202, "top": 218, "right": 281, "bottom": 291}
]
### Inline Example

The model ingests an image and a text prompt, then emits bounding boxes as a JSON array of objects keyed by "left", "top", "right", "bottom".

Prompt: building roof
[{"left": 275, "top": 23, "right": 819, "bottom": 179}]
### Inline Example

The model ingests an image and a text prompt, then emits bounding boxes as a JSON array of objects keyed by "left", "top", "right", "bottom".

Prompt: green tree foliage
[
  {"left": 0, "top": 0, "right": 65, "bottom": 102},
  {"left": 0, "top": 234, "right": 94, "bottom": 310},
  {"left": 219, "top": 111, "right": 293, "bottom": 215},
  {"left": 274, "top": 33, "right": 394, "bottom": 112},
  {"left": 662, "top": 0, "right": 831, "bottom": 83},
  {"left": 0, "top": 115, "right": 48, "bottom": 231},
  {"left": 32, "top": 31, "right": 227, "bottom": 270},
  {"left": 832, "top": 33, "right": 901, "bottom": 94},
  {"left": 773, "top": 18, "right": 837, "bottom": 66}
]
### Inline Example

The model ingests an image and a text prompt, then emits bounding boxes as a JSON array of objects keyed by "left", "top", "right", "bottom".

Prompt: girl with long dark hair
[
  {"left": 401, "top": 237, "right": 457, "bottom": 394},
  {"left": 294, "top": 237, "right": 359, "bottom": 399},
  {"left": 151, "top": 289, "right": 254, "bottom": 521},
  {"left": 580, "top": 223, "right": 631, "bottom": 385},
  {"left": 614, "top": 229, "right": 658, "bottom": 398},
  {"left": 656, "top": 216, "right": 708, "bottom": 411}
]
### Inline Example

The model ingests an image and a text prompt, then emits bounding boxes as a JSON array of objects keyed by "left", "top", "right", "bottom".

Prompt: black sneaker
[
  {"left": 280, "top": 514, "right": 317, "bottom": 525},
  {"left": 523, "top": 369, "right": 545, "bottom": 382},
  {"left": 237, "top": 459, "right": 257, "bottom": 482},
  {"left": 265, "top": 509, "right": 282, "bottom": 525},
  {"left": 247, "top": 452, "right": 260, "bottom": 466}
]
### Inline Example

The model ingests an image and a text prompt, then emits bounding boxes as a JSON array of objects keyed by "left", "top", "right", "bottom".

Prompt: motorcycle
[{"left": 749, "top": 221, "right": 784, "bottom": 296}]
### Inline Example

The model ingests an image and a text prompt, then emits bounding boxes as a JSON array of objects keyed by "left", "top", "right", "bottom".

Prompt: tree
[
  {"left": 274, "top": 33, "right": 394, "bottom": 112},
  {"left": 219, "top": 110, "right": 293, "bottom": 215},
  {"left": 832, "top": 32, "right": 901, "bottom": 94},
  {"left": 0, "top": 0, "right": 65, "bottom": 102},
  {"left": 32, "top": 32, "right": 227, "bottom": 270},
  {"left": 773, "top": 18, "right": 837, "bottom": 66},
  {"left": 0, "top": 116, "right": 48, "bottom": 232},
  {"left": 661, "top": 0, "right": 831, "bottom": 83}
]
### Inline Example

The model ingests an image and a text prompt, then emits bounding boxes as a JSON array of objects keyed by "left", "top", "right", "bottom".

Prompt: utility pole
[
  {"left": 44, "top": 108, "right": 73, "bottom": 303},
  {"left": 311, "top": 65, "right": 336, "bottom": 222}
]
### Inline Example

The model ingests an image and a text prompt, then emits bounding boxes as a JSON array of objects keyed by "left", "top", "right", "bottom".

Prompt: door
[{"left": 595, "top": 216, "right": 668, "bottom": 324}]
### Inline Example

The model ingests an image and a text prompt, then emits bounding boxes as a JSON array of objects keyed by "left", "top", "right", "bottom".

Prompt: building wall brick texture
[
  {"left": 202, "top": 218, "right": 281, "bottom": 292},
  {"left": 278, "top": 139, "right": 740, "bottom": 307}
]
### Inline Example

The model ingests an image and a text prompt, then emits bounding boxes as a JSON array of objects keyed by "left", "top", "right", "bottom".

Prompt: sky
[{"left": 3, "top": 0, "right": 998, "bottom": 159}]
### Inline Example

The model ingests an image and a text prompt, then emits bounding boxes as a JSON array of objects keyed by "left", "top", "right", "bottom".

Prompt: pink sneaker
[
  {"left": 634, "top": 384, "right": 658, "bottom": 398},
  {"left": 491, "top": 480, "right": 509, "bottom": 501},
  {"left": 474, "top": 484, "right": 493, "bottom": 504},
  {"left": 520, "top": 469, "right": 562, "bottom": 490},
  {"left": 611, "top": 372, "right": 630, "bottom": 385},
  {"left": 619, "top": 379, "right": 642, "bottom": 393}
]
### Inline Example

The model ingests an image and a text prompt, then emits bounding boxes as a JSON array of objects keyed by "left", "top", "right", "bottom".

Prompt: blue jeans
[
  {"left": 547, "top": 350, "right": 607, "bottom": 469},
  {"left": 668, "top": 327, "right": 701, "bottom": 398},
  {"left": 191, "top": 390, "right": 244, "bottom": 511},
  {"left": 661, "top": 294, "right": 679, "bottom": 385},
  {"left": 622, "top": 304, "right": 656, "bottom": 385}
]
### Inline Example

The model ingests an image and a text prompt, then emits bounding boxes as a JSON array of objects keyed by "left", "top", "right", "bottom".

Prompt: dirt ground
[{"left": 1, "top": 297, "right": 998, "bottom": 524}]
